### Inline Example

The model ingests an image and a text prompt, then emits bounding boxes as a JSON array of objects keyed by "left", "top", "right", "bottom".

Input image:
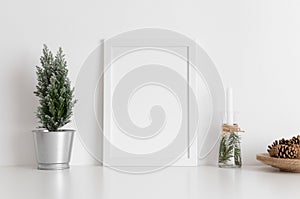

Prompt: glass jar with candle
[{"left": 218, "top": 124, "right": 242, "bottom": 168}]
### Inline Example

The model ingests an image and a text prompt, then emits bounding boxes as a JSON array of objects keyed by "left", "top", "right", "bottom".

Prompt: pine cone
[
  {"left": 267, "top": 143, "right": 280, "bottom": 157},
  {"left": 279, "top": 138, "right": 291, "bottom": 145},
  {"left": 268, "top": 144, "right": 300, "bottom": 159},
  {"left": 291, "top": 135, "right": 300, "bottom": 145},
  {"left": 279, "top": 136, "right": 300, "bottom": 145}
]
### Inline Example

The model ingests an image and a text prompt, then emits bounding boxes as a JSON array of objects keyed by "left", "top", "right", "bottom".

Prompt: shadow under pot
[{"left": 33, "top": 129, "right": 75, "bottom": 170}]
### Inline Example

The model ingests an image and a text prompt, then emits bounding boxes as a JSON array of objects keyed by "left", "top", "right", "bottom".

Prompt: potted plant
[{"left": 33, "top": 45, "right": 77, "bottom": 170}]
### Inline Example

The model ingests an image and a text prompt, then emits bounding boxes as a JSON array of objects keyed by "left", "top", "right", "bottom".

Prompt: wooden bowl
[{"left": 256, "top": 153, "right": 300, "bottom": 172}]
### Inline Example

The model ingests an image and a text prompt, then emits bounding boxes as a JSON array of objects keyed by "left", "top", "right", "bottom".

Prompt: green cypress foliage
[{"left": 34, "top": 45, "right": 77, "bottom": 131}]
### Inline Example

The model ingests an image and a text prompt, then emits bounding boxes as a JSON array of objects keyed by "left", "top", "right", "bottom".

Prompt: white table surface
[{"left": 0, "top": 165, "right": 298, "bottom": 199}]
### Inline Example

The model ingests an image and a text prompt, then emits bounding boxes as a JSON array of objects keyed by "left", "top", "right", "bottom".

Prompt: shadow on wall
[
  {"left": 74, "top": 41, "right": 104, "bottom": 164},
  {"left": 9, "top": 58, "right": 37, "bottom": 165}
]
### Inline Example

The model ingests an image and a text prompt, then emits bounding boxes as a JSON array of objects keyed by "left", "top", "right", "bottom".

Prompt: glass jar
[{"left": 218, "top": 130, "right": 242, "bottom": 168}]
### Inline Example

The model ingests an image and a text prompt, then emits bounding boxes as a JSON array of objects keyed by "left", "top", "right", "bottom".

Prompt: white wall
[{"left": 1, "top": 0, "right": 300, "bottom": 166}]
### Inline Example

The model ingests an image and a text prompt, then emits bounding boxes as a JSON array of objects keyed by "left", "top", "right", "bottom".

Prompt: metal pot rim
[{"left": 32, "top": 129, "right": 75, "bottom": 133}]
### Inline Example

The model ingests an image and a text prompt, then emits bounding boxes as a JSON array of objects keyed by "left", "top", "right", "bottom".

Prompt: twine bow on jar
[{"left": 222, "top": 124, "right": 244, "bottom": 134}]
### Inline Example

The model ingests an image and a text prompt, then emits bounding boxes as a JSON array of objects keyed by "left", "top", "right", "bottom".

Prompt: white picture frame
[{"left": 103, "top": 29, "right": 206, "bottom": 167}]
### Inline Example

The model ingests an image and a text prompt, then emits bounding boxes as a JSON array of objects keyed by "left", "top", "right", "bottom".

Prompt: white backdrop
[{"left": 0, "top": 0, "right": 300, "bottom": 166}]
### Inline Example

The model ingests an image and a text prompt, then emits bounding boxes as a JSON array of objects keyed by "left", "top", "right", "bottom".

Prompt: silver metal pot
[{"left": 33, "top": 129, "right": 75, "bottom": 170}]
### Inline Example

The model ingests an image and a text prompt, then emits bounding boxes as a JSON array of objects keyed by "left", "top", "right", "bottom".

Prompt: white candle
[{"left": 226, "top": 87, "right": 234, "bottom": 125}]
